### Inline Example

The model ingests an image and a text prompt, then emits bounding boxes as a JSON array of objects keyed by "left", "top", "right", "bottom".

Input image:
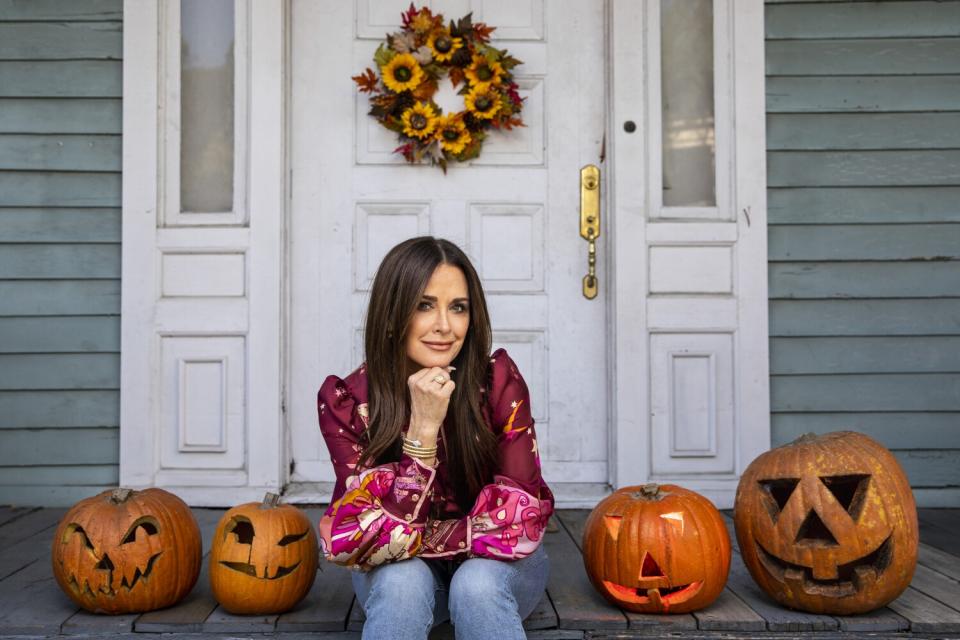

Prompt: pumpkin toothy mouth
[
  {"left": 602, "top": 580, "right": 703, "bottom": 606},
  {"left": 755, "top": 535, "right": 893, "bottom": 597}
]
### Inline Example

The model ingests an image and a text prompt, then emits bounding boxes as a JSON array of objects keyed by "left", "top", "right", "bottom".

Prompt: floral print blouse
[{"left": 317, "top": 349, "right": 554, "bottom": 571}]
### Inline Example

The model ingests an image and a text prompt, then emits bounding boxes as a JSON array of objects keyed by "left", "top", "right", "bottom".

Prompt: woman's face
[{"left": 404, "top": 263, "right": 470, "bottom": 371}]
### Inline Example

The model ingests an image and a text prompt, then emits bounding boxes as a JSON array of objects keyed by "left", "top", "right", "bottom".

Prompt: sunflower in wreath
[{"left": 352, "top": 4, "right": 525, "bottom": 172}]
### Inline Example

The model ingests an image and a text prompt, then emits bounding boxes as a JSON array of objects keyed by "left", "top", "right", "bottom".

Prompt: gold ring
[{"left": 433, "top": 375, "right": 446, "bottom": 385}]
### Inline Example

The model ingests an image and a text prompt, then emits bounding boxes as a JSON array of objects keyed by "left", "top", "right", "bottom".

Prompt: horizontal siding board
[
  {"left": 770, "top": 299, "right": 960, "bottom": 336},
  {"left": 0, "top": 244, "right": 119, "bottom": 279},
  {"left": 767, "top": 38, "right": 960, "bottom": 76},
  {"left": 769, "top": 224, "right": 960, "bottom": 261},
  {"left": 0, "top": 172, "right": 120, "bottom": 207},
  {"left": 0, "top": 316, "right": 118, "bottom": 353},
  {"left": 0, "top": 209, "right": 120, "bottom": 242},
  {"left": 772, "top": 413, "right": 960, "bottom": 449},
  {"left": 0, "top": 428, "right": 117, "bottom": 465},
  {"left": 0, "top": 134, "right": 120, "bottom": 171},
  {"left": 769, "top": 187, "right": 960, "bottom": 224},
  {"left": 766, "top": 2, "right": 960, "bottom": 39},
  {"left": 771, "top": 374, "right": 960, "bottom": 412},
  {"left": 0, "top": 61, "right": 121, "bottom": 97},
  {"left": 767, "top": 76, "right": 960, "bottom": 112},
  {"left": 0, "top": 22, "right": 121, "bottom": 60},
  {"left": 0, "top": 390, "right": 118, "bottom": 428},
  {"left": 771, "top": 337, "right": 960, "bottom": 374},
  {"left": 0, "top": 0, "right": 121, "bottom": 21},
  {"left": 769, "top": 262, "right": 960, "bottom": 298},
  {"left": 0, "top": 465, "right": 117, "bottom": 486},
  {"left": 896, "top": 450, "right": 960, "bottom": 488},
  {"left": 0, "top": 485, "right": 115, "bottom": 507},
  {"left": 0, "top": 280, "right": 120, "bottom": 315},
  {"left": 0, "top": 98, "right": 122, "bottom": 134},
  {"left": 768, "top": 113, "right": 960, "bottom": 151},
  {"left": 0, "top": 354, "right": 118, "bottom": 390},
  {"left": 768, "top": 151, "right": 960, "bottom": 187}
]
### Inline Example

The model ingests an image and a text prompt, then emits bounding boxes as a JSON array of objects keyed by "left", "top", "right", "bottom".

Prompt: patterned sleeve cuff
[
  {"left": 378, "top": 456, "right": 437, "bottom": 526},
  {"left": 419, "top": 517, "right": 470, "bottom": 559}
]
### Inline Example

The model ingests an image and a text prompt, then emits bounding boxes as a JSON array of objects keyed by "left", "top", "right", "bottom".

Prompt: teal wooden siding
[
  {"left": 0, "top": 0, "right": 122, "bottom": 506},
  {"left": 766, "top": 0, "right": 960, "bottom": 496}
]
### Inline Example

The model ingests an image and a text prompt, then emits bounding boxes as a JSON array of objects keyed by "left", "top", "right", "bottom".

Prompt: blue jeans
[{"left": 351, "top": 543, "right": 549, "bottom": 640}]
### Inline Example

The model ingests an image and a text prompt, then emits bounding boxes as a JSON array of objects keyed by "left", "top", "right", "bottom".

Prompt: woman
[{"left": 317, "top": 237, "right": 553, "bottom": 640}]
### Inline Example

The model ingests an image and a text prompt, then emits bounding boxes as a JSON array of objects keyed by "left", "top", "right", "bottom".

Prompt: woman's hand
[{"left": 406, "top": 366, "right": 455, "bottom": 446}]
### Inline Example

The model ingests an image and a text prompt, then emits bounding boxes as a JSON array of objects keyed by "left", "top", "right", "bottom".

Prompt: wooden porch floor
[{"left": 1, "top": 506, "right": 959, "bottom": 639}]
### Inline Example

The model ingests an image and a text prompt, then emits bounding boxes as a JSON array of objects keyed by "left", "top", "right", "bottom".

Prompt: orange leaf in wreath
[
  {"left": 473, "top": 22, "right": 496, "bottom": 42},
  {"left": 449, "top": 67, "right": 465, "bottom": 89},
  {"left": 412, "top": 76, "right": 439, "bottom": 101},
  {"left": 352, "top": 68, "right": 379, "bottom": 94},
  {"left": 493, "top": 116, "right": 525, "bottom": 131}
]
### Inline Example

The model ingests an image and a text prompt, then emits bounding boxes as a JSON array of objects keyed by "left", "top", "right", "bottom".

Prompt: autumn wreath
[{"left": 353, "top": 4, "right": 524, "bottom": 171}]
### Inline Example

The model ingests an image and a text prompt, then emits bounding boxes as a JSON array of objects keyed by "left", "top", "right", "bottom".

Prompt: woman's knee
[
  {"left": 448, "top": 559, "right": 517, "bottom": 615},
  {"left": 359, "top": 558, "right": 438, "bottom": 612}
]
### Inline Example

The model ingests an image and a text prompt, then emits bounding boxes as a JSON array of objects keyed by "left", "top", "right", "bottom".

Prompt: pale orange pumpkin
[
  {"left": 734, "top": 431, "right": 918, "bottom": 615},
  {"left": 209, "top": 493, "right": 319, "bottom": 614},
  {"left": 51, "top": 488, "right": 202, "bottom": 614},
  {"left": 583, "top": 483, "right": 731, "bottom": 614}
]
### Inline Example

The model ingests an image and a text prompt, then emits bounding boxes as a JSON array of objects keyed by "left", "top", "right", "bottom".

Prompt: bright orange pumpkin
[
  {"left": 582, "top": 483, "right": 731, "bottom": 614},
  {"left": 51, "top": 487, "right": 202, "bottom": 614},
  {"left": 209, "top": 493, "right": 319, "bottom": 614}
]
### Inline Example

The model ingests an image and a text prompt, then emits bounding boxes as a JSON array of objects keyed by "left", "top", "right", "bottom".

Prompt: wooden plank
[
  {"left": 0, "top": 61, "right": 122, "bottom": 98},
  {"left": 766, "top": 76, "right": 960, "bottom": 113},
  {"left": 835, "top": 608, "right": 909, "bottom": 632},
  {"left": 769, "top": 263, "right": 960, "bottom": 299},
  {"left": 542, "top": 518, "right": 627, "bottom": 630},
  {"left": 347, "top": 597, "right": 363, "bottom": 632},
  {"left": 0, "top": 465, "right": 118, "bottom": 487},
  {"left": 771, "top": 374, "right": 960, "bottom": 412},
  {"left": 772, "top": 413, "right": 960, "bottom": 450},
  {"left": 769, "top": 186, "right": 960, "bottom": 225},
  {"left": 0, "top": 354, "right": 118, "bottom": 391},
  {"left": 770, "top": 299, "right": 960, "bottom": 337},
  {"left": 771, "top": 337, "right": 960, "bottom": 375},
  {"left": 202, "top": 606, "right": 278, "bottom": 633},
  {"left": 767, "top": 39, "right": 960, "bottom": 76},
  {"left": 0, "top": 98, "right": 122, "bottom": 134},
  {"left": 555, "top": 509, "right": 590, "bottom": 550},
  {"left": 0, "top": 22, "right": 121, "bottom": 60},
  {"left": 0, "top": 172, "right": 121, "bottom": 207},
  {"left": 768, "top": 150, "right": 960, "bottom": 188},
  {"left": 0, "top": 316, "right": 118, "bottom": 353},
  {"left": 767, "top": 1, "right": 960, "bottom": 38},
  {"left": 0, "top": 428, "right": 117, "bottom": 465},
  {"left": 887, "top": 585, "right": 960, "bottom": 633},
  {"left": 769, "top": 224, "right": 960, "bottom": 262},
  {"left": 525, "top": 591, "right": 560, "bottom": 630},
  {"left": 0, "top": 506, "right": 65, "bottom": 545},
  {"left": 62, "top": 609, "right": 138, "bottom": 635},
  {"left": 918, "top": 517, "right": 960, "bottom": 556},
  {"left": 0, "top": 522, "right": 61, "bottom": 581},
  {"left": 918, "top": 542, "right": 960, "bottom": 581},
  {"left": 0, "top": 0, "right": 122, "bottom": 21},
  {"left": 0, "top": 208, "right": 120, "bottom": 242},
  {"left": 0, "top": 506, "right": 34, "bottom": 527},
  {"left": 0, "top": 244, "right": 120, "bottom": 279},
  {"left": 917, "top": 508, "right": 960, "bottom": 533},
  {"left": 908, "top": 564, "right": 960, "bottom": 611},
  {"left": 692, "top": 588, "right": 766, "bottom": 632},
  {"left": 0, "top": 390, "right": 118, "bottom": 428},
  {"left": 277, "top": 561, "right": 359, "bottom": 632},
  {"left": 0, "top": 549, "right": 78, "bottom": 636},
  {"left": 768, "top": 113, "right": 960, "bottom": 151},
  {"left": 0, "top": 134, "right": 120, "bottom": 171}
]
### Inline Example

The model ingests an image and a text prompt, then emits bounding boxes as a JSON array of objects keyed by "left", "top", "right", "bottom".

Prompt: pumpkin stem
[
  {"left": 110, "top": 488, "right": 134, "bottom": 504},
  {"left": 262, "top": 492, "right": 281, "bottom": 508},
  {"left": 640, "top": 483, "right": 660, "bottom": 498},
  {"left": 794, "top": 432, "right": 820, "bottom": 444}
]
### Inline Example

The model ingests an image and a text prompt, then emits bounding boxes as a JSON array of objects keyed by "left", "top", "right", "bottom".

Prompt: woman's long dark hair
[{"left": 362, "top": 237, "right": 498, "bottom": 511}]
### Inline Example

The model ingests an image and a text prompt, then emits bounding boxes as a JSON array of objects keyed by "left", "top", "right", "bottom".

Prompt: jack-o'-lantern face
[
  {"left": 209, "top": 494, "right": 319, "bottom": 615},
  {"left": 582, "top": 484, "right": 731, "bottom": 614},
  {"left": 734, "top": 431, "right": 918, "bottom": 615},
  {"left": 51, "top": 488, "right": 202, "bottom": 614}
]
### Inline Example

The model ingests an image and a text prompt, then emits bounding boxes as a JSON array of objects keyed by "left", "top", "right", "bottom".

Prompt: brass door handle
[{"left": 580, "top": 165, "right": 600, "bottom": 299}]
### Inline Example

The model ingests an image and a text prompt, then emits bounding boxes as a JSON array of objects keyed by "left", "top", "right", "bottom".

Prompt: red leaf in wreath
[
  {"left": 473, "top": 22, "right": 496, "bottom": 42},
  {"left": 394, "top": 142, "right": 416, "bottom": 162},
  {"left": 352, "top": 68, "right": 379, "bottom": 93},
  {"left": 492, "top": 116, "right": 525, "bottom": 131},
  {"left": 506, "top": 83, "right": 524, "bottom": 107},
  {"left": 401, "top": 3, "right": 419, "bottom": 29}
]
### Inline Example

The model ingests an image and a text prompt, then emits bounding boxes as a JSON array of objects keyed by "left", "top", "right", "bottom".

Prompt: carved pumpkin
[
  {"left": 51, "top": 487, "right": 202, "bottom": 614},
  {"left": 582, "top": 483, "right": 731, "bottom": 614},
  {"left": 209, "top": 493, "right": 319, "bottom": 614},
  {"left": 734, "top": 431, "right": 918, "bottom": 615}
]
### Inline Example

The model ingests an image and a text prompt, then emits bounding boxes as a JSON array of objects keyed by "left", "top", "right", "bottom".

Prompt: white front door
[{"left": 286, "top": 0, "right": 612, "bottom": 504}]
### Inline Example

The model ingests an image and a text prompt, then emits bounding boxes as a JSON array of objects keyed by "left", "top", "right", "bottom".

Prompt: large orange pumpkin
[
  {"left": 51, "top": 487, "right": 202, "bottom": 614},
  {"left": 209, "top": 493, "right": 319, "bottom": 614},
  {"left": 583, "top": 483, "right": 731, "bottom": 614},
  {"left": 734, "top": 431, "right": 918, "bottom": 615}
]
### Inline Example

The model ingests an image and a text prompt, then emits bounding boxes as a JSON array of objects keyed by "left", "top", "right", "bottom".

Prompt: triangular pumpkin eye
[
  {"left": 604, "top": 515, "right": 622, "bottom": 541},
  {"left": 821, "top": 474, "right": 870, "bottom": 520},
  {"left": 795, "top": 509, "right": 839, "bottom": 547},
  {"left": 758, "top": 478, "right": 799, "bottom": 523},
  {"left": 640, "top": 552, "right": 665, "bottom": 578}
]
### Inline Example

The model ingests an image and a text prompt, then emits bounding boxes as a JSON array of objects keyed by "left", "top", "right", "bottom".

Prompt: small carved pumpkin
[
  {"left": 583, "top": 483, "right": 731, "bottom": 614},
  {"left": 209, "top": 493, "right": 319, "bottom": 614},
  {"left": 734, "top": 431, "right": 918, "bottom": 615},
  {"left": 51, "top": 487, "right": 202, "bottom": 614}
]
